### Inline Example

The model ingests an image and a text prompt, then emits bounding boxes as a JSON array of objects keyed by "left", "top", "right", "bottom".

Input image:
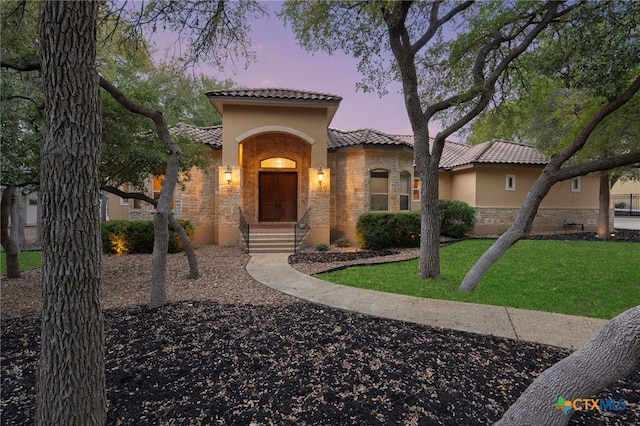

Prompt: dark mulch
[
  {"left": 2, "top": 229, "right": 639, "bottom": 425},
  {"left": 289, "top": 249, "right": 401, "bottom": 264},
  {"left": 526, "top": 228, "right": 640, "bottom": 242},
  {"left": 2, "top": 302, "right": 639, "bottom": 425}
]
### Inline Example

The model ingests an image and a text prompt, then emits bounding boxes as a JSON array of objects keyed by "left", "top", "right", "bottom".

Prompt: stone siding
[{"left": 474, "top": 207, "right": 612, "bottom": 235}]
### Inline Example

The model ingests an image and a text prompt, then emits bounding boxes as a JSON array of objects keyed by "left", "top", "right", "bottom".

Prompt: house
[{"left": 125, "top": 88, "right": 603, "bottom": 249}]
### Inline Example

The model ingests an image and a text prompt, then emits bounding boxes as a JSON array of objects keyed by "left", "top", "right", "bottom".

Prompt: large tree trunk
[
  {"left": 597, "top": 171, "right": 610, "bottom": 239},
  {"left": 36, "top": 2, "right": 105, "bottom": 425},
  {"left": 418, "top": 149, "right": 442, "bottom": 278},
  {"left": 496, "top": 306, "right": 640, "bottom": 426},
  {"left": 169, "top": 213, "right": 199, "bottom": 279},
  {"left": 10, "top": 193, "right": 25, "bottom": 249},
  {"left": 1, "top": 187, "right": 21, "bottom": 278},
  {"left": 459, "top": 172, "right": 556, "bottom": 291}
]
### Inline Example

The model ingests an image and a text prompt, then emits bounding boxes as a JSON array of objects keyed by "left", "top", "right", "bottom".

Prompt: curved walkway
[{"left": 246, "top": 254, "right": 607, "bottom": 350}]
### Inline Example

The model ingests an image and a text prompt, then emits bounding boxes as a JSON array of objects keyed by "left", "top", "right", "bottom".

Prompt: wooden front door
[{"left": 259, "top": 172, "right": 297, "bottom": 222}]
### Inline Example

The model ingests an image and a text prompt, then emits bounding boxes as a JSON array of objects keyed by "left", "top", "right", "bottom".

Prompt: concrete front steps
[{"left": 246, "top": 224, "right": 306, "bottom": 254}]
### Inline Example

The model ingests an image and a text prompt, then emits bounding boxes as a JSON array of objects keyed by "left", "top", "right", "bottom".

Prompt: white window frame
[
  {"left": 370, "top": 169, "right": 389, "bottom": 211},
  {"left": 400, "top": 171, "right": 411, "bottom": 211},
  {"left": 571, "top": 176, "right": 581, "bottom": 192},
  {"left": 506, "top": 175, "right": 516, "bottom": 191},
  {"left": 413, "top": 178, "right": 421, "bottom": 202}
]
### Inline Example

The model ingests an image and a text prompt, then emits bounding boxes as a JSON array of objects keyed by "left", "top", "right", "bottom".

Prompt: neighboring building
[
  {"left": 611, "top": 178, "right": 640, "bottom": 216},
  {"left": 125, "top": 88, "right": 604, "bottom": 249}
]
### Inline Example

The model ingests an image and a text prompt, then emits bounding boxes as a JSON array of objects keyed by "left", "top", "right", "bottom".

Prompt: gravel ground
[{"left": 1, "top": 234, "right": 639, "bottom": 425}]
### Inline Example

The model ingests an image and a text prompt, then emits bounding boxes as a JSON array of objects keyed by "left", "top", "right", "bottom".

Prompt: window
[
  {"left": 413, "top": 178, "right": 421, "bottom": 201},
  {"left": 506, "top": 175, "right": 516, "bottom": 191},
  {"left": 571, "top": 177, "right": 581, "bottom": 192},
  {"left": 400, "top": 171, "right": 411, "bottom": 211},
  {"left": 119, "top": 184, "right": 130, "bottom": 206},
  {"left": 153, "top": 176, "right": 174, "bottom": 209},
  {"left": 260, "top": 157, "right": 296, "bottom": 169},
  {"left": 370, "top": 169, "right": 389, "bottom": 211}
]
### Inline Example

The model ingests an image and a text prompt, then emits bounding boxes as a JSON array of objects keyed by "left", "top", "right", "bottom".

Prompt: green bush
[
  {"left": 439, "top": 200, "right": 476, "bottom": 238},
  {"left": 335, "top": 238, "right": 351, "bottom": 247},
  {"left": 315, "top": 243, "right": 329, "bottom": 251},
  {"left": 356, "top": 212, "right": 420, "bottom": 250},
  {"left": 101, "top": 220, "right": 194, "bottom": 254},
  {"left": 356, "top": 201, "right": 475, "bottom": 249}
]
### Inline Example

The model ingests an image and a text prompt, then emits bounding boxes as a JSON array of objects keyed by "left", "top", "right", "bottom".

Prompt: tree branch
[
  {"left": 553, "top": 153, "right": 640, "bottom": 183},
  {"left": 550, "top": 74, "right": 640, "bottom": 168},
  {"left": 101, "top": 185, "right": 156, "bottom": 206},
  {"left": 0, "top": 58, "right": 41, "bottom": 71}
]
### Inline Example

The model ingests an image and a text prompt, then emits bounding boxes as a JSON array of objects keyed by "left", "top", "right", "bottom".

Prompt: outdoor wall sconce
[
  {"left": 225, "top": 165, "right": 232, "bottom": 185},
  {"left": 317, "top": 166, "right": 324, "bottom": 185}
]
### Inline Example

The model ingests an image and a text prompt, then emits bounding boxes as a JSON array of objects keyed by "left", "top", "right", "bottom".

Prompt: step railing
[
  {"left": 294, "top": 208, "right": 311, "bottom": 254},
  {"left": 239, "top": 207, "right": 249, "bottom": 253}
]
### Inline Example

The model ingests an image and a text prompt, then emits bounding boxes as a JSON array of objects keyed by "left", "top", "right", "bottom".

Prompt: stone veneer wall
[
  {"left": 473, "top": 207, "right": 613, "bottom": 235},
  {"left": 330, "top": 148, "right": 414, "bottom": 242},
  {"left": 241, "top": 134, "right": 311, "bottom": 223},
  {"left": 128, "top": 151, "right": 221, "bottom": 244}
]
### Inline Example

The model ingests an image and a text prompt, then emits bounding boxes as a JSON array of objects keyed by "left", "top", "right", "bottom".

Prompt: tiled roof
[
  {"left": 205, "top": 88, "right": 343, "bottom": 103},
  {"left": 171, "top": 123, "right": 222, "bottom": 148},
  {"left": 173, "top": 125, "right": 548, "bottom": 168},
  {"left": 443, "top": 139, "right": 548, "bottom": 168},
  {"left": 327, "top": 128, "right": 414, "bottom": 150}
]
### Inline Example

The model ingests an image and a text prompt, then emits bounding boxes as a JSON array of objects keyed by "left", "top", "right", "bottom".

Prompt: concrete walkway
[
  {"left": 246, "top": 254, "right": 608, "bottom": 351},
  {"left": 615, "top": 216, "right": 640, "bottom": 230}
]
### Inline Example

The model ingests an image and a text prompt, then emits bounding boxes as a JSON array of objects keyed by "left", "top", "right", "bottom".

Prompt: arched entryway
[{"left": 240, "top": 132, "right": 311, "bottom": 224}]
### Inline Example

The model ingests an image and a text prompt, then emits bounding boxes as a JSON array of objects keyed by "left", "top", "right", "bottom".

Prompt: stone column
[{"left": 217, "top": 165, "right": 242, "bottom": 246}]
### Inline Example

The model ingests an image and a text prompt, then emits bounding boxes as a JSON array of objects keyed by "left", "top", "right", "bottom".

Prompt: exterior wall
[
  {"left": 330, "top": 147, "right": 414, "bottom": 242},
  {"left": 106, "top": 193, "right": 130, "bottom": 220},
  {"left": 240, "top": 133, "right": 311, "bottom": 223},
  {"left": 183, "top": 151, "right": 221, "bottom": 244},
  {"left": 611, "top": 179, "right": 640, "bottom": 195},
  {"left": 220, "top": 105, "right": 329, "bottom": 168},
  {"left": 464, "top": 166, "right": 602, "bottom": 234}
]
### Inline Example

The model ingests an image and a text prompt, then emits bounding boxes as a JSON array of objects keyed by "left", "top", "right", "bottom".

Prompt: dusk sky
[{"left": 154, "top": 2, "right": 423, "bottom": 137}]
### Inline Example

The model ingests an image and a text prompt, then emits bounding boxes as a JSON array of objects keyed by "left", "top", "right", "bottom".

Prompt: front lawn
[
  {"left": 0, "top": 251, "right": 42, "bottom": 276},
  {"left": 317, "top": 240, "right": 640, "bottom": 319}
]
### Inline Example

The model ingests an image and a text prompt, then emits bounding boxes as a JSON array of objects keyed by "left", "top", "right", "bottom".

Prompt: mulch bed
[
  {"left": 2, "top": 229, "right": 639, "bottom": 425},
  {"left": 2, "top": 302, "right": 639, "bottom": 425}
]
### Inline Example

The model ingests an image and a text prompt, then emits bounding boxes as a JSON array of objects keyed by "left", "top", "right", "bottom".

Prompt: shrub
[
  {"left": 439, "top": 200, "right": 476, "bottom": 238},
  {"left": 356, "top": 201, "right": 475, "bottom": 249},
  {"left": 356, "top": 212, "right": 420, "bottom": 250},
  {"left": 335, "top": 237, "right": 351, "bottom": 247},
  {"left": 101, "top": 220, "right": 194, "bottom": 254},
  {"left": 315, "top": 243, "right": 329, "bottom": 251}
]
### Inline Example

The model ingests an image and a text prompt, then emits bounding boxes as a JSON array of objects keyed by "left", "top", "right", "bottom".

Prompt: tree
[
  {"left": 459, "top": 2, "right": 640, "bottom": 291},
  {"left": 459, "top": 77, "right": 640, "bottom": 292},
  {"left": 282, "top": 1, "right": 577, "bottom": 278},
  {"left": 36, "top": 1, "right": 105, "bottom": 424},
  {"left": 496, "top": 305, "right": 640, "bottom": 425},
  {"left": 466, "top": 1, "right": 640, "bottom": 240},
  {"left": 1, "top": 188, "right": 21, "bottom": 278}
]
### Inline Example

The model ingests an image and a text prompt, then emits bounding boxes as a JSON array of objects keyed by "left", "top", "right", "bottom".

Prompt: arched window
[
  {"left": 400, "top": 171, "right": 411, "bottom": 211},
  {"left": 260, "top": 157, "right": 296, "bottom": 169},
  {"left": 370, "top": 169, "right": 389, "bottom": 211}
]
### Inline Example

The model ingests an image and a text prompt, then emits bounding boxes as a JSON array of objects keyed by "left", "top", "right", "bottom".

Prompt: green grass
[
  {"left": 317, "top": 240, "right": 640, "bottom": 319},
  {"left": 1, "top": 251, "right": 42, "bottom": 275}
]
